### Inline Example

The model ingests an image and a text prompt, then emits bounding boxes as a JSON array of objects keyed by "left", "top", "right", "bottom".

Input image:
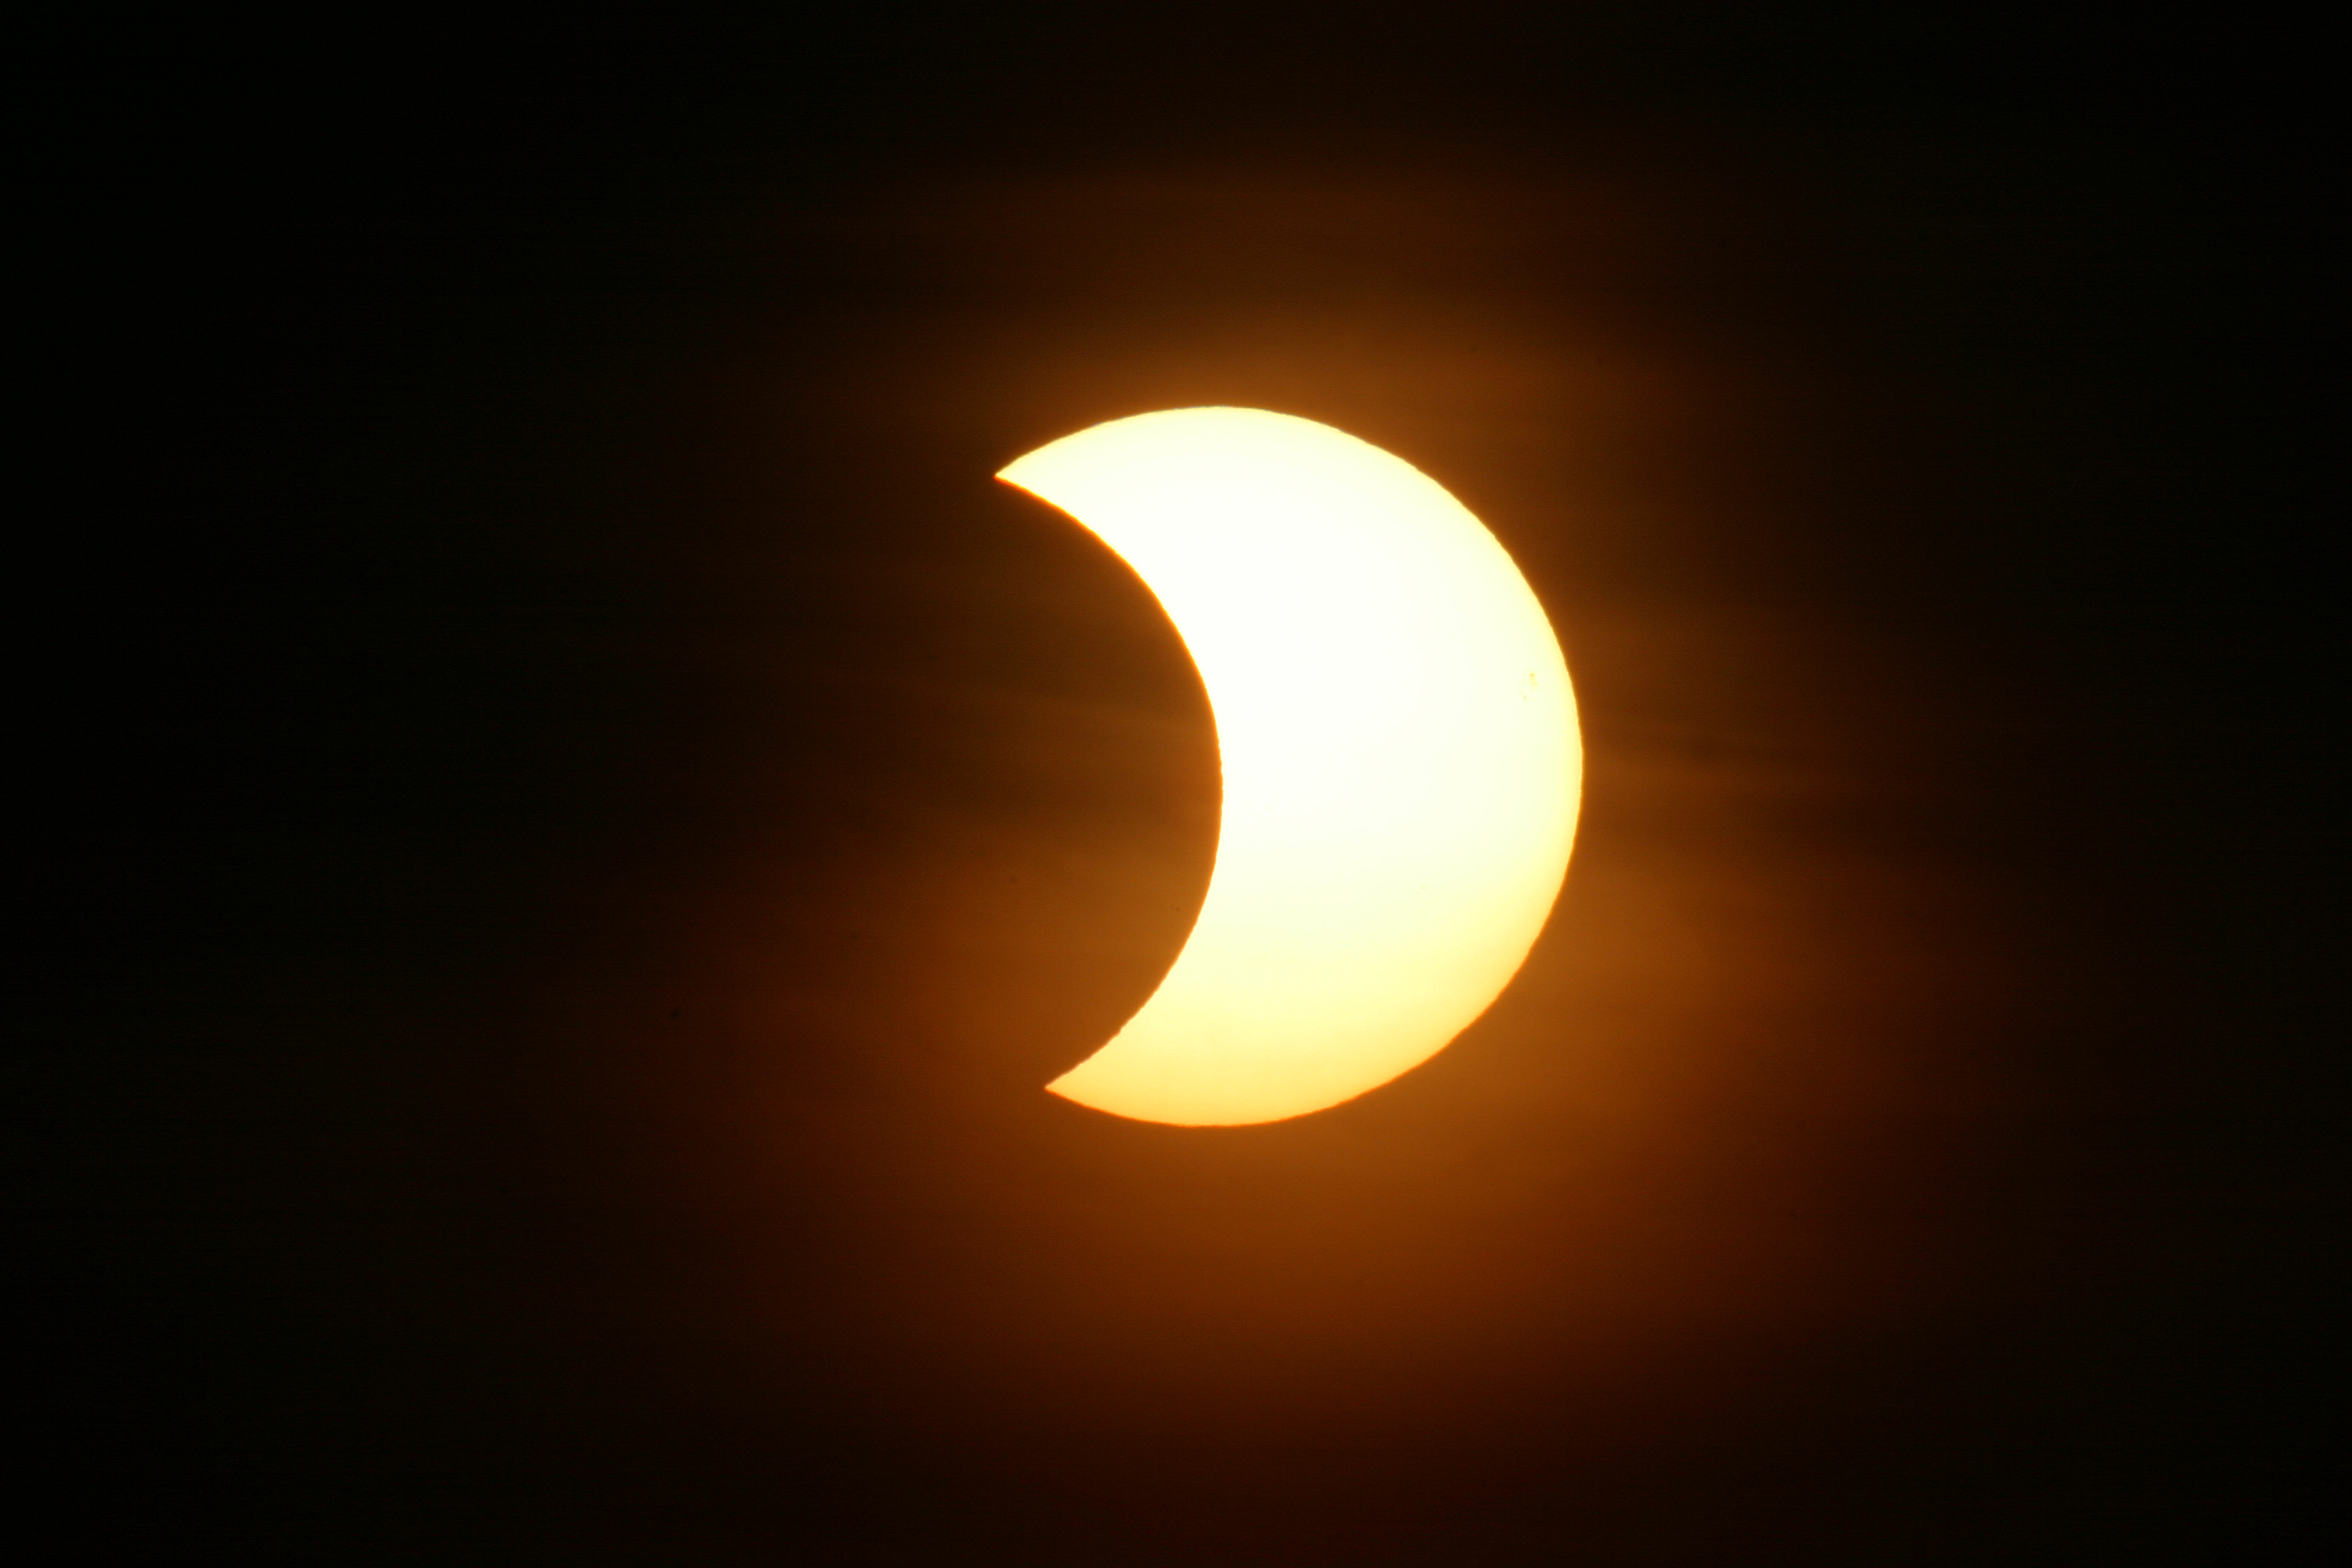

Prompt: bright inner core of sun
[{"left": 998, "top": 408, "right": 1579, "bottom": 1126}]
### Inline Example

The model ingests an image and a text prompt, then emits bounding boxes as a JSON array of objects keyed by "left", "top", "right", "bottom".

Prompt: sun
[{"left": 998, "top": 408, "right": 1579, "bottom": 1125}]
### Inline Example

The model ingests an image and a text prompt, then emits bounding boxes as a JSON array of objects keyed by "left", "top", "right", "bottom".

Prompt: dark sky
[{"left": 47, "top": 8, "right": 2334, "bottom": 1563}]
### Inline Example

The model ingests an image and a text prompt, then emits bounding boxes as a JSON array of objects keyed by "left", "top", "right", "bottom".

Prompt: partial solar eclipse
[{"left": 1000, "top": 409, "right": 1580, "bottom": 1125}]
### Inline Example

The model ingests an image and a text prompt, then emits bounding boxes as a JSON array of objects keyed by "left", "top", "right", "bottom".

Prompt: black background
[{"left": 42, "top": 6, "right": 2337, "bottom": 1562}]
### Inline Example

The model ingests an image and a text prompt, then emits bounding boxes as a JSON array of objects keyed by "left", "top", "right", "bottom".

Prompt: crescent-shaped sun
[{"left": 999, "top": 408, "right": 1580, "bottom": 1126}]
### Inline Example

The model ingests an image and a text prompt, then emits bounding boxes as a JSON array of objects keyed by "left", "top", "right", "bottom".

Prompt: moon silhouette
[{"left": 999, "top": 408, "right": 1580, "bottom": 1126}]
